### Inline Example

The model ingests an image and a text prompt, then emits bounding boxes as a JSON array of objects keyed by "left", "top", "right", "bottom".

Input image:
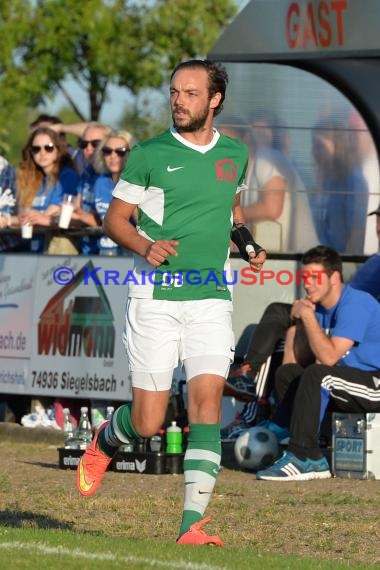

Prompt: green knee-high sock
[
  {"left": 178, "top": 423, "right": 221, "bottom": 537},
  {"left": 98, "top": 403, "right": 140, "bottom": 457}
]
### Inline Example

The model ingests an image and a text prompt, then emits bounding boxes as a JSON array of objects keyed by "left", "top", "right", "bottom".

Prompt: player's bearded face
[{"left": 172, "top": 101, "right": 210, "bottom": 132}]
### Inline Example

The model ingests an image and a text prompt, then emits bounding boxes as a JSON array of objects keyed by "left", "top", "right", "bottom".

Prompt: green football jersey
[{"left": 113, "top": 128, "right": 249, "bottom": 301}]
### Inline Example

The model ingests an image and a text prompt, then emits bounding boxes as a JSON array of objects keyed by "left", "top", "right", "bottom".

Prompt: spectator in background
[
  {"left": 49, "top": 119, "right": 108, "bottom": 175},
  {"left": 71, "top": 122, "right": 112, "bottom": 254},
  {"left": 351, "top": 203, "right": 380, "bottom": 300},
  {"left": 242, "top": 111, "right": 317, "bottom": 253},
  {"left": 0, "top": 155, "right": 21, "bottom": 252},
  {"left": 92, "top": 129, "right": 133, "bottom": 256},
  {"left": 13, "top": 127, "right": 79, "bottom": 253},
  {"left": 348, "top": 111, "right": 380, "bottom": 255},
  {"left": 249, "top": 109, "right": 291, "bottom": 157},
  {"left": 256, "top": 245, "right": 380, "bottom": 481},
  {"left": 29, "top": 113, "right": 86, "bottom": 173},
  {"left": 30, "top": 113, "right": 64, "bottom": 131},
  {"left": 310, "top": 117, "right": 368, "bottom": 254}
]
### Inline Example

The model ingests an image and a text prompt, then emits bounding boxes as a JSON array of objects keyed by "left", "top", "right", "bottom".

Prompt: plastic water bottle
[
  {"left": 78, "top": 406, "right": 92, "bottom": 449},
  {"left": 166, "top": 421, "right": 182, "bottom": 454},
  {"left": 62, "top": 408, "right": 75, "bottom": 448},
  {"left": 106, "top": 406, "right": 114, "bottom": 421},
  {"left": 90, "top": 403, "right": 107, "bottom": 431},
  {"left": 150, "top": 429, "right": 164, "bottom": 453}
]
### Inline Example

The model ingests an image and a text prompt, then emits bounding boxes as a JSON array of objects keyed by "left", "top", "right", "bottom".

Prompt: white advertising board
[
  {"left": 0, "top": 358, "right": 30, "bottom": 395},
  {"left": 28, "top": 255, "right": 134, "bottom": 401},
  {"left": 0, "top": 255, "right": 36, "bottom": 359},
  {"left": 0, "top": 255, "right": 35, "bottom": 395}
]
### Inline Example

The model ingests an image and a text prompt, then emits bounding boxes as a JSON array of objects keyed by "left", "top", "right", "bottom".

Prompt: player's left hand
[{"left": 248, "top": 249, "right": 266, "bottom": 272}]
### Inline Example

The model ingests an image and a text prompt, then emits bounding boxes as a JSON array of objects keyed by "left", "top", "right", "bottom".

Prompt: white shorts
[{"left": 123, "top": 298, "right": 234, "bottom": 390}]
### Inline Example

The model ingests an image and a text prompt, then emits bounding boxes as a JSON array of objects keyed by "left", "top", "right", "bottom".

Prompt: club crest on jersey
[{"left": 215, "top": 159, "right": 237, "bottom": 183}]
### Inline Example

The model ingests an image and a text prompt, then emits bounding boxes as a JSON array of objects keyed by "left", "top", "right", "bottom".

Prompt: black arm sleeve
[{"left": 231, "top": 223, "right": 266, "bottom": 262}]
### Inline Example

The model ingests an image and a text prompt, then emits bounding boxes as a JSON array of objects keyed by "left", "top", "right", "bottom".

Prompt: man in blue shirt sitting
[{"left": 256, "top": 245, "right": 380, "bottom": 481}]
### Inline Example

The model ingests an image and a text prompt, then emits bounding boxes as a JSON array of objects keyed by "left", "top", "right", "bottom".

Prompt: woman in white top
[{"left": 245, "top": 144, "right": 318, "bottom": 252}]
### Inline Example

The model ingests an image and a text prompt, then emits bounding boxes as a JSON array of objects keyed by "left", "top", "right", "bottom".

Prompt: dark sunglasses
[
  {"left": 102, "top": 146, "right": 129, "bottom": 157},
  {"left": 78, "top": 139, "right": 101, "bottom": 149},
  {"left": 31, "top": 143, "right": 56, "bottom": 154}
]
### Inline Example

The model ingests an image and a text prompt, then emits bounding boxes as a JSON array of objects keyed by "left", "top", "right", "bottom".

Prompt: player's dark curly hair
[
  {"left": 170, "top": 59, "right": 228, "bottom": 116},
  {"left": 301, "top": 245, "right": 343, "bottom": 281}
]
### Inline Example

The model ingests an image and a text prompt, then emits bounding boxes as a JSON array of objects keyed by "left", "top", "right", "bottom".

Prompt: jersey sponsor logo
[
  {"left": 215, "top": 159, "right": 237, "bottom": 183},
  {"left": 167, "top": 165, "right": 184, "bottom": 172}
]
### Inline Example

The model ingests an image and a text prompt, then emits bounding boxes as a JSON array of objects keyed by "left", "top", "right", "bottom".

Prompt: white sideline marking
[{"left": 0, "top": 541, "right": 227, "bottom": 570}]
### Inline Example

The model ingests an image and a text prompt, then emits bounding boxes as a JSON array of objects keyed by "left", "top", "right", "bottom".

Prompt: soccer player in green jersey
[{"left": 77, "top": 59, "right": 266, "bottom": 545}]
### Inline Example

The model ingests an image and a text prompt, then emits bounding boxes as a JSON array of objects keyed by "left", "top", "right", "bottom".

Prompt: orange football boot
[
  {"left": 76, "top": 421, "right": 112, "bottom": 497},
  {"left": 177, "top": 516, "right": 224, "bottom": 546}
]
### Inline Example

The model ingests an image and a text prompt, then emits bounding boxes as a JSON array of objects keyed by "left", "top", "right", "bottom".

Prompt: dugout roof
[{"left": 209, "top": 0, "right": 380, "bottom": 151}]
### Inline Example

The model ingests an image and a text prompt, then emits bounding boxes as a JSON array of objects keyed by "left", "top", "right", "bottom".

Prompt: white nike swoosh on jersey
[
  {"left": 167, "top": 166, "right": 184, "bottom": 172},
  {"left": 373, "top": 376, "right": 380, "bottom": 389}
]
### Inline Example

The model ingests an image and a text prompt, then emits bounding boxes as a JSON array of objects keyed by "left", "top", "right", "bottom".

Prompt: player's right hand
[{"left": 145, "top": 240, "right": 179, "bottom": 267}]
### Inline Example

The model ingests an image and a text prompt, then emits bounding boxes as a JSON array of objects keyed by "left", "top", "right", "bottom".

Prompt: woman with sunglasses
[
  {"left": 15, "top": 127, "right": 80, "bottom": 252},
  {"left": 90, "top": 129, "right": 133, "bottom": 255}
]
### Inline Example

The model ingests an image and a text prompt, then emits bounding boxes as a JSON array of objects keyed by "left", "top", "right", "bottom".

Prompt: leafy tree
[
  {"left": 119, "top": 88, "right": 170, "bottom": 142},
  {"left": 0, "top": 0, "right": 237, "bottom": 123}
]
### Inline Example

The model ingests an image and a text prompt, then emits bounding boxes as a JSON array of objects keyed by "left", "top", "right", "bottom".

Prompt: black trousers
[
  {"left": 273, "top": 363, "right": 380, "bottom": 459},
  {"left": 240, "top": 302, "right": 316, "bottom": 425},
  {"left": 245, "top": 302, "right": 292, "bottom": 370}
]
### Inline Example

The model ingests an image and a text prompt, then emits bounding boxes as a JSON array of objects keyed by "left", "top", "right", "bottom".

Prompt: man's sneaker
[
  {"left": 177, "top": 516, "right": 223, "bottom": 546},
  {"left": 229, "top": 362, "right": 252, "bottom": 379},
  {"left": 258, "top": 419, "right": 290, "bottom": 445},
  {"left": 224, "top": 365, "right": 257, "bottom": 400},
  {"left": 256, "top": 451, "right": 332, "bottom": 481},
  {"left": 76, "top": 421, "right": 112, "bottom": 496},
  {"left": 221, "top": 421, "right": 251, "bottom": 441}
]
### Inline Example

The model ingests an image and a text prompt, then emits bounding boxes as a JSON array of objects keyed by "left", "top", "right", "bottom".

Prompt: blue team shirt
[
  {"left": 93, "top": 174, "right": 120, "bottom": 254},
  {"left": 29, "top": 166, "right": 79, "bottom": 252},
  {"left": 0, "top": 160, "right": 20, "bottom": 252},
  {"left": 77, "top": 164, "right": 99, "bottom": 254},
  {"left": 351, "top": 253, "right": 380, "bottom": 301},
  {"left": 315, "top": 285, "right": 380, "bottom": 371},
  {"left": 311, "top": 169, "right": 368, "bottom": 253}
]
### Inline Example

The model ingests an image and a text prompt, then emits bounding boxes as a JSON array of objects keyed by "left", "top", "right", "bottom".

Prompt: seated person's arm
[
  {"left": 243, "top": 175, "right": 285, "bottom": 222},
  {"left": 282, "top": 325, "right": 297, "bottom": 364},
  {"left": 70, "top": 207, "right": 99, "bottom": 227},
  {"left": 19, "top": 204, "right": 60, "bottom": 227},
  {"left": 291, "top": 299, "right": 354, "bottom": 366},
  {"left": 50, "top": 122, "right": 89, "bottom": 138}
]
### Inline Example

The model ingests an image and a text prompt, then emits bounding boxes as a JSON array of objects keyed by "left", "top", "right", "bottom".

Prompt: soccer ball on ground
[{"left": 234, "top": 426, "right": 280, "bottom": 471}]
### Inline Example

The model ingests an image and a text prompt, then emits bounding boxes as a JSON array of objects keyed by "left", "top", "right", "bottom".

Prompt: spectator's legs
[
  {"left": 271, "top": 363, "right": 304, "bottom": 428},
  {"left": 321, "top": 365, "right": 380, "bottom": 413},
  {"left": 287, "top": 364, "right": 331, "bottom": 460},
  {"left": 244, "top": 303, "right": 292, "bottom": 373}
]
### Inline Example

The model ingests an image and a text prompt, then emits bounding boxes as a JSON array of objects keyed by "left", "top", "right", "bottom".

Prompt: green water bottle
[{"left": 166, "top": 421, "right": 182, "bottom": 454}]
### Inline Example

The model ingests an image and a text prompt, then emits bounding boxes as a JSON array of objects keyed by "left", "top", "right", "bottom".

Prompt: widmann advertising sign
[
  {"left": 0, "top": 255, "right": 133, "bottom": 401},
  {"left": 31, "top": 256, "right": 133, "bottom": 401}
]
